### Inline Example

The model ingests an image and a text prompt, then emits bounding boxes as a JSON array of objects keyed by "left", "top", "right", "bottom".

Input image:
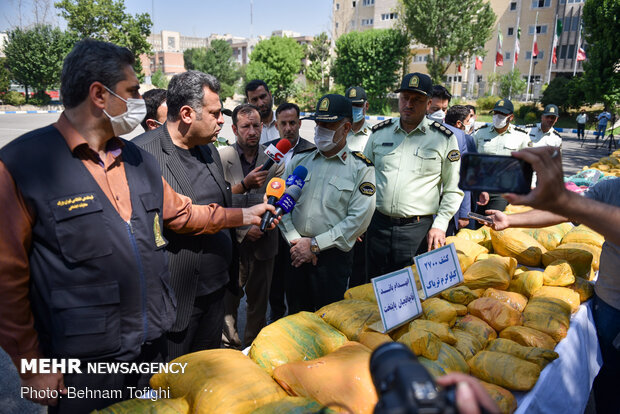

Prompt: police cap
[
  {"left": 543, "top": 104, "right": 559, "bottom": 117},
  {"left": 303, "top": 94, "right": 353, "bottom": 123},
  {"left": 345, "top": 86, "right": 367, "bottom": 104},
  {"left": 492, "top": 98, "right": 514, "bottom": 115},
  {"left": 395, "top": 73, "right": 433, "bottom": 96}
]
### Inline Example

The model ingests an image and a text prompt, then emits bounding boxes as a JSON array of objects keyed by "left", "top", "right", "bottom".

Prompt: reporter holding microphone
[
  {"left": 219, "top": 104, "right": 285, "bottom": 348},
  {"left": 279, "top": 94, "right": 376, "bottom": 313}
]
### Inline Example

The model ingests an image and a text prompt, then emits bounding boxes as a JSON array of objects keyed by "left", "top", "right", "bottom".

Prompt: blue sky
[{"left": 0, "top": 0, "right": 334, "bottom": 38}]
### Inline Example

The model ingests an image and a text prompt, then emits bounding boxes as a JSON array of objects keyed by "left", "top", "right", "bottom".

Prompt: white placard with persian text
[
  {"left": 372, "top": 267, "right": 423, "bottom": 332},
  {"left": 414, "top": 243, "right": 464, "bottom": 299}
]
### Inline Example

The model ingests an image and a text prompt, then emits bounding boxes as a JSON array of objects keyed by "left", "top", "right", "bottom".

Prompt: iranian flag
[
  {"left": 552, "top": 19, "right": 563, "bottom": 64},
  {"left": 514, "top": 27, "right": 521, "bottom": 63},
  {"left": 496, "top": 27, "right": 504, "bottom": 66},
  {"left": 475, "top": 56, "right": 483, "bottom": 70},
  {"left": 577, "top": 47, "right": 586, "bottom": 61}
]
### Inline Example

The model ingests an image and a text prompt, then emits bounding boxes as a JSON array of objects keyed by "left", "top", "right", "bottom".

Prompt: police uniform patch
[
  {"left": 527, "top": 141, "right": 534, "bottom": 147},
  {"left": 359, "top": 182, "right": 376, "bottom": 196},
  {"left": 154, "top": 212, "right": 166, "bottom": 247},
  {"left": 349, "top": 89, "right": 357, "bottom": 98},
  {"left": 430, "top": 121, "right": 453, "bottom": 137},
  {"left": 409, "top": 75, "right": 419, "bottom": 88},
  {"left": 447, "top": 149, "right": 461, "bottom": 162},
  {"left": 319, "top": 98, "right": 330, "bottom": 111},
  {"left": 498, "top": 100, "right": 504, "bottom": 106},
  {"left": 352, "top": 151, "right": 374, "bottom": 166},
  {"left": 549, "top": 107, "right": 556, "bottom": 114},
  {"left": 370, "top": 118, "right": 393, "bottom": 132}
]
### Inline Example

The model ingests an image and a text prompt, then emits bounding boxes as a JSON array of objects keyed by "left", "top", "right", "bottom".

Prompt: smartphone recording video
[{"left": 459, "top": 153, "right": 533, "bottom": 195}]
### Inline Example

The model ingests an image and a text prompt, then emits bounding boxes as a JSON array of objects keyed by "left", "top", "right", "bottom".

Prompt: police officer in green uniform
[
  {"left": 524, "top": 104, "right": 562, "bottom": 148},
  {"left": 364, "top": 73, "right": 464, "bottom": 278},
  {"left": 473, "top": 98, "right": 531, "bottom": 213},
  {"left": 345, "top": 86, "right": 373, "bottom": 152},
  {"left": 279, "top": 94, "right": 376, "bottom": 312}
]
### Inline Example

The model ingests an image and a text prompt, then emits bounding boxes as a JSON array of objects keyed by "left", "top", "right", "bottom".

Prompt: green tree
[
  {"left": 246, "top": 36, "right": 304, "bottom": 101},
  {"left": 500, "top": 69, "right": 526, "bottom": 98},
  {"left": 151, "top": 69, "right": 169, "bottom": 89},
  {"left": 401, "top": 0, "right": 496, "bottom": 84},
  {"left": 184, "top": 39, "right": 240, "bottom": 99},
  {"left": 331, "top": 29, "right": 409, "bottom": 113},
  {"left": 580, "top": 0, "right": 620, "bottom": 108},
  {"left": 0, "top": 58, "right": 11, "bottom": 93},
  {"left": 541, "top": 76, "right": 571, "bottom": 111},
  {"left": 305, "top": 32, "right": 331, "bottom": 90},
  {"left": 4, "top": 24, "right": 71, "bottom": 102},
  {"left": 55, "top": 0, "right": 152, "bottom": 78}
]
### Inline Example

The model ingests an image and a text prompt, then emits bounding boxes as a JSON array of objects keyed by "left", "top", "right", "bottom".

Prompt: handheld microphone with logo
[
  {"left": 259, "top": 177, "right": 286, "bottom": 232},
  {"left": 268, "top": 184, "right": 303, "bottom": 227},
  {"left": 260, "top": 139, "right": 292, "bottom": 171},
  {"left": 284, "top": 165, "right": 308, "bottom": 189}
]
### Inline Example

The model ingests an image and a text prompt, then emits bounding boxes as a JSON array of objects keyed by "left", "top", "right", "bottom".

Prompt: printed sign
[
  {"left": 372, "top": 267, "right": 423, "bottom": 333},
  {"left": 414, "top": 243, "right": 464, "bottom": 299}
]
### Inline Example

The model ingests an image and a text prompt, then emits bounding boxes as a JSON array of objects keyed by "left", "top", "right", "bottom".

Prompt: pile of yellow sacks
[
  {"left": 586, "top": 149, "right": 620, "bottom": 176},
  {"left": 97, "top": 214, "right": 601, "bottom": 414}
]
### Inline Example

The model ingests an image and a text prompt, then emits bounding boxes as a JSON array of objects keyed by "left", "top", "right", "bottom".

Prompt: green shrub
[
  {"left": 476, "top": 95, "right": 500, "bottom": 111},
  {"left": 524, "top": 112, "right": 538, "bottom": 124},
  {"left": 2, "top": 90, "right": 25, "bottom": 105},
  {"left": 516, "top": 104, "right": 540, "bottom": 120},
  {"left": 29, "top": 90, "right": 51, "bottom": 106}
]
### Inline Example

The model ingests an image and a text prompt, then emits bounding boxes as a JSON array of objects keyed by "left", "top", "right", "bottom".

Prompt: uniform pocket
[
  {"left": 414, "top": 148, "right": 441, "bottom": 175},
  {"left": 325, "top": 176, "right": 355, "bottom": 212}
]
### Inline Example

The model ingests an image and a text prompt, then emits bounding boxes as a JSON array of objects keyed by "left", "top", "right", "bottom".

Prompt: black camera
[{"left": 370, "top": 342, "right": 457, "bottom": 414}]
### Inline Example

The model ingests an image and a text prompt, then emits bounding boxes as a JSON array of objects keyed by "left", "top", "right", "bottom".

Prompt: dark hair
[
  {"left": 166, "top": 70, "right": 220, "bottom": 121},
  {"left": 445, "top": 105, "right": 471, "bottom": 127},
  {"left": 430, "top": 85, "right": 452, "bottom": 103},
  {"left": 141, "top": 88, "right": 167, "bottom": 130},
  {"left": 232, "top": 104, "right": 260, "bottom": 126},
  {"left": 60, "top": 39, "right": 135, "bottom": 109},
  {"left": 465, "top": 104, "right": 476, "bottom": 114},
  {"left": 276, "top": 102, "right": 300, "bottom": 118},
  {"left": 245, "top": 79, "right": 270, "bottom": 96}
]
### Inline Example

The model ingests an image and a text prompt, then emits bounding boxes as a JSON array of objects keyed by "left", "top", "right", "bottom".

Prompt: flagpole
[
  {"left": 573, "top": 17, "right": 583, "bottom": 76},
  {"left": 547, "top": 16, "right": 557, "bottom": 84},
  {"left": 492, "top": 25, "right": 500, "bottom": 95},
  {"left": 526, "top": 12, "right": 539, "bottom": 102},
  {"left": 512, "top": 2, "right": 521, "bottom": 71}
]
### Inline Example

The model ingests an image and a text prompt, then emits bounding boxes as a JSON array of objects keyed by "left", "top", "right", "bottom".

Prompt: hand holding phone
[{"left": 467, "top": 212, "right": 493, "bottom": 225}]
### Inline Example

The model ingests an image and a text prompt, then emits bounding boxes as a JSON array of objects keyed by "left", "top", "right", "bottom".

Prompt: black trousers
[
  {"left": 49, "top": 337, "right": 166, "bottom": 414},
  {"left": 285, "top": 247, "right": 354, "bottom": 314},
  {"left": 166, "top": 287, "right": 225, "bottom": 361},
  {"left": 366, "top": 211, "right": 433, "bottom": 279},
  {"left": 577, "top": 123, "right": 586, "bottom": 139},
  {"left": 268, "top": 232, "right": 289, "bottom": 323},
  {"left": 348, "top": 234, "right": 368, "bottom": 288},
  {"left": 477, "top": 193, "right": 508, "bottom": 214}
]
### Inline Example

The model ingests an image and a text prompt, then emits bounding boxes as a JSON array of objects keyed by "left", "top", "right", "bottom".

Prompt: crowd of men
[{"left": 2, "top": 38, "right": 618, "bottom": 414}]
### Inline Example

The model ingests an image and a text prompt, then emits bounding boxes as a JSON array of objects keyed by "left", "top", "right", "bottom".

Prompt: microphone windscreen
[
  {"left": 275, "top": 139, "right": 293, "bottom": 154},
  {"left": 291, "top": 165, "right": 308, "bottom": 181},
  {"left": 284, "top": 184, "right": 303, "bottom": 200},
  {"left": 265, "top": 178, "right": 286, "bottom": 198}
]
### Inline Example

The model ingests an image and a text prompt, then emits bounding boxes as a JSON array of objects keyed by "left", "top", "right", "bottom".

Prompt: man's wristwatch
[{"left": 310, "top": 237, "right": 320, "bottom": 254}]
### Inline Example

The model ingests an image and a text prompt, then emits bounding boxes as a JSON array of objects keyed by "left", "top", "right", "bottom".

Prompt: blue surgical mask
[{"left": 352, "top": 106, "right": 365, "bottom": 123}]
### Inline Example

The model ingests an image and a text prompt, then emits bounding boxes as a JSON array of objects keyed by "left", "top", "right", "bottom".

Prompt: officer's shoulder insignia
[
  {"left": 527, "top": 141, "right": 534, "bottom": 147},
  {"left": 525, "top": 124, "right": 536, "bottom": 128},
  {"left": 359, "top": 182, "right": 376, "bottom": 196},
  {"left": 352, "top": 151, "right": 374, "bottom": 166},
  {"left": 552, "top": 129, "right": 562, "bottom": 137},
  {"left": 430, "top": 121, "right": 453, "bottom": 137},
  {"left": 514, "top": 126, "right": 528, "bottom": 134},
  {"left": 447, "top": 149, "right": 461, "bottom": 162},
  {"left": 475, "top": 124, "right": 489, "bottom": 131},
  {"left": 371, "top": 118, "right": 394, "bottom": 132}
]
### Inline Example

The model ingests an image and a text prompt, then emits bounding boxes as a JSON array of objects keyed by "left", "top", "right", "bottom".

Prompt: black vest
[{"left": 0, "top": 126, "right": 175, "bottom": 361}]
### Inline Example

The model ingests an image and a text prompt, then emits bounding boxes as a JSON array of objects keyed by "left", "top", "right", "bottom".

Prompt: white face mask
[
  {"left": 314, "top": 124, "right": 344, "bottom": 153},
  {"left": 468, "top": 116, "right": 476, "bottom": 133},
  {"left": 103, "top": 86, "right": 147, "bottom": 136},
  {"left": 428, "top": 109, "right": 446, "bottom": 123},
  {"left": 492, "top": 114, "right": 509, "bottom": 129},
  {"left": 352, "top": 106, "right": 365, "bottom": 123},
  {"left": 460, "top": 120, "right": 470, "bottom": 132}
]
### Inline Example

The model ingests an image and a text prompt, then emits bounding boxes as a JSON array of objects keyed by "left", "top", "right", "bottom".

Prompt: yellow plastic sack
[
  {"left": 388, "top": 324, "right": 410, "bottom": 341},
  {"left": 450, "top": 302, "right": 468, "bottom": 316},
  {"left": 421, "top": 297, "right": 457, "bottom": 326},
  {"left": 531, "top": 286, "right": 581, "bottom": 314},
  {"left": 482, "top": 288, "right": 528, "bottom": 312},
  {"left": 93, "top": 398, "right": 189, "bottom": 414},
  {"left": 490, "top": 228, "right": 547, "bottom": 267},
  {"left": 344, "top": 283, "right": 377, "bottom": 303},
  {"left": 499, "top": 326, "right": 556, "bottom": 350},
  {"left": 440, "top": 285, "right": 479, "bottom": 305},
  {"left": 249, "top": 312, "right": 348, "bottom": 375},
  {"left": 456, "top": 227, "right": 491, "bottom": 244},
  {"left": 508, "top": 270, "right": 543, "bottom": 298},
  {"left": 543, "top": 260, "right": 576, "bottom": 287},
  {"left": 568, "top": 277, "right": 594, "bottom": 302},
  {"left": 555, "top": 242, "right": 601, "bottom": 271},
  {"left": 316, "top": 299, "right": 381, "bottom": 341},
  {"left": 418, "top": 343, "right": 469, "bottom": 375},
  {"left": 409, "top": 319, "right": 457, "bottom": 345},
  {"left": 468, "top": 351, "right": 541, "bottom": 391},
  {"left": 454, "top": 314, "right": 497, "bottom": 346},
  {"left": 272, "top": 342, "right": 377, "bottom": 414},
  {"left": 467, "top": 297, "right": 523, "bottom": 332},
  {"left": 561, "top": 224, "right": 604, "bottom": 248},
  {"left": 150, "top": 349, "right": 287, "bottom": 414},
  {"left": 453, "top": 328, "right": 485, "bottom": 360},
  {"left": 504, "top": 205, "right": 533, "bottom": 214},
  {"left": 485, "top": 338, "right": 559, "bottom": 369},
  {"left": 398, "top": 330, "right": 442, "bottom": 360},
  {"left": 464, "top": 256, "right": 517, "bottom": 290},
  {"left": 250, "top": 397, "right": 337, "bottom": 414},
  {"left": 446, "top": 236, "right": 489, "bottom": 259},
  {"left": 358, "top": 331, "right": 393, "bottom": 350},
  {"left": 542, "top": 248, "right": 593, "bottom": 278},
  {"left": 479, "top": 381, "right": 517, "bottom": 414},
  {"left": 521, "top": 223, "right": 573, "bottom": 251},
  {"left": 523, "top": 296, "right": 571, "bottom": 342}
]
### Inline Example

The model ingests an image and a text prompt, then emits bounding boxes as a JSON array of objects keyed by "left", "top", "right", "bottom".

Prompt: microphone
[
  {"left": 260, "top": 139, "right": 292, "bottom": 171},
  {"left": 268, "top": 184, "right": 303, "bottom": 227},
  {"left": 259, "top": 177, "right": 286, "bottom": 232},
  {"left": 284, "top": 165, "right": 308, "bottom": 189}
]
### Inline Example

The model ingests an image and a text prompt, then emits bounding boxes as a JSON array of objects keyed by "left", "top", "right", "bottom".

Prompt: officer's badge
[
  {"left": 549, "top": 107, "right": 555, "bottom": 113},
  {"left": 319, "top": 98, "right": 330, "bottom": 111},
  {"left": 359, "top": 182, "right": 376, "bottom": 196},
  {"left": 409, "top": 75, "right": 419, "bottom": 88},
  {"left": 154, "top": 213, "right": 166, "bottom": 247},
  {"left": 447, "top": 149, "right": 461, "bottom": 162},
  {"left": 498, "top": 100, "right": 504, "bottom": 106},
  {"left": 349, "top": 89, "right": 357, "bottom": 98}
]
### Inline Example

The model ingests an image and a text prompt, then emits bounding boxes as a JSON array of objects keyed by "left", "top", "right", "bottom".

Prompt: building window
[
  {"left": 350, "top": 19, "right": 356, "bottom": 27},
  {"left": 507, "top": 27, "right": 514, "bottom": 36},
  {"left": 335, "top": 3, "right": 340, "bottom": 10},
  {"left": 412, "top": 54, "right": 429, "bottom": 63},
  {"left": 381, "top": 12, "right": 398, "bottom": 20},
  {"left": 362, "top": 0, "right": 374, "bottom": 5},
  {"left": 531, "top": 0, "right": 551, "bottom": 8},
  {"left": 526, "top": 50, "right": 545, "bottom": 60},
  {"left": 167, "top": 37, "right": 175, "bottom": 49},
  {"left": 528, "top": 25, "right": 548, "bottom": 35},
  {"left": 525, "top": 75, "right": 542, "bottom": 83},
  {"left": 361, "top": 18, "right": 373, "bottom": 26},
  {"left": 477, "top": 75, "right": 483, "bottom": 82},
  {"left": 335, "top": 22, "right": 339, "bottom": 29},
  {"left": 567, "top": 44, "right": 575, "bottom": 59},
  {"left": 446, "top": 75, "right": 463, "bottom": 83},
  {"left": 505, "top": 51, "right": 511, "bottom": 60},
  {"left": 510, "top": 2, "right": 517, "bottom": 10},
  {"left": 352, "top": 1, "right": 356, "bottom": 7}
]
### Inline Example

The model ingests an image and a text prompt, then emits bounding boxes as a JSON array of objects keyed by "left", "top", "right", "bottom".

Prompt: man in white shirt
[
  {"left": 245, "top": 79, "right": 279, "bottom": 144},
  {"left": 576, "top": 110, "right": 587, "bottom": 140}
]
